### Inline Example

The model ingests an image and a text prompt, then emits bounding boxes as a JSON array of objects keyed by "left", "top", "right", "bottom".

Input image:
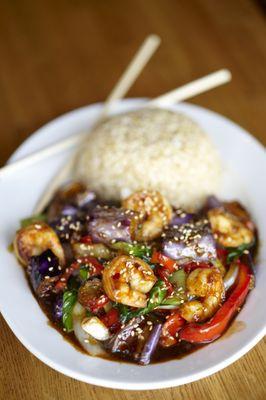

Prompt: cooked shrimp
[
  {"left": 13, "top": 222, "right": 65, "bottom": 266},
  {"left": 208, "top": 208, "right": 254, "bottom": 248},
  {"left": 180, "top": 268, "right": 224, "bottom": 322},
  {"left": 122, "top": 190, "right": 172, "bottom": 241},
  {"left": 102, "top": 255, "right": 157, "bottom": 308}
]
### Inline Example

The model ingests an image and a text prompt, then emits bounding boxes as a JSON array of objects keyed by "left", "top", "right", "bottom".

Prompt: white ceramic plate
[{"left": 0, "top": 99, "right": 265, "bottom": 390}]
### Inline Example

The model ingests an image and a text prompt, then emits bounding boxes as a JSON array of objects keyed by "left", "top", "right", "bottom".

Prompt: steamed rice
[{"left": 75, "top": 108, "right": 221, "bottom": 210}]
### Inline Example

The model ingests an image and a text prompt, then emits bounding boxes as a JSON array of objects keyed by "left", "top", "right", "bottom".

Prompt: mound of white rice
[{"left": 75, "top": 108, "right": 221, "bottom": 210}]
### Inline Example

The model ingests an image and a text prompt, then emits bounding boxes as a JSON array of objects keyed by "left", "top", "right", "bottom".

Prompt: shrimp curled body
[
  {"left": 102, "top": 255, "right": 157, "bottom": 308},
  {"left": 14, "top": 222, "right": 65, "bottom": 266},
  {"left": 180, "top": 268, "right": 224, "bottom": 322},
  {"left": 122, "top": 190, "right": 172, "bottom": 241}
]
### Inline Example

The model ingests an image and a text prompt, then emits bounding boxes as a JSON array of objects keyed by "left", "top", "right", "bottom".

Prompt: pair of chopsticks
[{"left": 0, "top": 34, "right": 232, "bottom": 213}]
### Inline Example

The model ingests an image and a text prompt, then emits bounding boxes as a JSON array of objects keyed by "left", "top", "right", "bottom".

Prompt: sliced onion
[
  {"left": 72, "top": 302, "right": 106, "bottom": 356},
  {"left": 223, "top": 263, "right": 239, "bottom": 291}
]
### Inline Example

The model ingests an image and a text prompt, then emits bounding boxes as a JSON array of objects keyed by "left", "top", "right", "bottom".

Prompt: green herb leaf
[
  {"left": 226, "top": 243, "right": 252, "bottom": 264},
  {"left": 62, "top": 290, "right": 77, "bottom": 332},
  {"left": 148, "top": 279, "right": 167, "bottom": 307},
  {"left": 20, "top": 214, "right": 47, "bottom": 228}
]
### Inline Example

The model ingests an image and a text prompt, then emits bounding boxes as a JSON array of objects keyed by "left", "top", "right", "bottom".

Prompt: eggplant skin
[
  {"left": 87, "top": 206, "right": 137, "bottom": 245},
  {"left": 162, "top": 219, "right": 217, "bottom": 263}
]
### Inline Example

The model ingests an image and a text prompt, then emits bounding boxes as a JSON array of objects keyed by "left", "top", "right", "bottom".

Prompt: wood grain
[{"left": 0, "top": 0, "right": 265, "bottom": 399}]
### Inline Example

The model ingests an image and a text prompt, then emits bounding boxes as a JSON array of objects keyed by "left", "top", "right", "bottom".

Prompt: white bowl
[{"left": 0, "top": 99, "right": 265, "bottom": 390}]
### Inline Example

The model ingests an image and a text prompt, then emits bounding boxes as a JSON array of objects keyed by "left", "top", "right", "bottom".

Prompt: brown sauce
[{"left": 18, "top": 232, "right": 258, "bottom": 365}]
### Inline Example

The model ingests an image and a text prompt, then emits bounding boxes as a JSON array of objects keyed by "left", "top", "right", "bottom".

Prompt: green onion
[
  {"left": 226, "top": 243, "right": 252, "bottom": 264},
  {"left": 116, "top": 280, "right": 167, "bottom": 323},
  {"left": 62, "top": 290, "right": 77, "bottom": 332},
  {"left": 20, "top": 213, "right": 47, "bottom": 228}
]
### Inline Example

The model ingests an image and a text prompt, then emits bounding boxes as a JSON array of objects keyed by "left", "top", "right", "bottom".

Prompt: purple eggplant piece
[
  {"left": 50, "top": 214, "right": 86, "bottom": 242},
  {"left": 87, "top": 206, "right": 136, "bottom": 245},
  {"left": 162, "top": 219, "right": 217, "bottom": 263},
  {"left": 47, "top": 181, "right": 97, "bottom": 221},
  {"left": 170, "top": 209, "right": 194, "bottom": 226},
  {"left": 205, "top": 195, "right": 223, "bottom": 211},
  {"left": 105, "top": 316, "right": 143, "bottom": 355},
  {"left": 138, "top": 323, "right": 162, "bottom": 365},
  {"left": 27, "top": 249, "right": 61, "bottom": 291},
  {"left": 61, "top": 242, "right": 75, "bottom": 265},
  {"left": 53, "top": 295, "right": 63, "bottom": 321}
]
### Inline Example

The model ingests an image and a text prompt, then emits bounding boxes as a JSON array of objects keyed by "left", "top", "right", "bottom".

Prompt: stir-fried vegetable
[
  {"left": 87, "top": 206, "right": 138, "bottom": 245},
  {"left": 73, "top": 241, "right": 114, "bottom": 260},
  {"left": 28, "top": 249, "right": 61, "bottom": 292},
  {"left": 138, "top": 324, "right": 162, "bottom": 365},
  {"left": 62, "top": 290, "right": 77, "bottom": 332},
  {"left": 226, "top": 243, "right": 253, "bottom": 264},
  {"left": 160, "top": 311, "right": 185, "bottom": 347},
  {"left": 115, "top": 280, "right": 167, "bottom": 323},
  {"left": 162, "top": 219, "right": 217, "bottom": 263},
  {"left": 12, "top": 186, "right": 257, "bottom": 366},
  {"left": 110, "top": 241, "right": 152, "bottom": 258},
  {"left": 169, "top": 269, "right": 187, "bottom": 289}
]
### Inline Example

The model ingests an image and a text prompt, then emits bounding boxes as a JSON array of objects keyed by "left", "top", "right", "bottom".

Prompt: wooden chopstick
[
  {"left": 33, "top": 34, "right": 161, "bottom": 213},
  {"left": 148, "top": 69, "right": 231, "bottom": 107},
  {"left": 0, "top": 68, "right": 231, "bottom": 180}
]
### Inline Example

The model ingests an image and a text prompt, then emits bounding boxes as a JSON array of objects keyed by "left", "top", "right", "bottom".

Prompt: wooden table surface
[{"left": 0, "top": 0, "right": 265, "bottom": 399}]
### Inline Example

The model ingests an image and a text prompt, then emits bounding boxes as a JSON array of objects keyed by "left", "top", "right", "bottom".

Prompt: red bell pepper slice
[
  {"left": 80, "top": 256, "right": 104, "bottom": 275},
  {"left": 80, "top": 235, "right": 93, "bottom": 244},
  {"left": 152, "top": 251, "right": 178, "bottom": 294},
  {"left": 55, "top": 256, "right": 103, "bottom": 292},
  {"left": 151, "top": 251, "right": 177, "bottom": 273},
  {"left": 55, "top": 260, "right": 81, "bottom": 292},
  {"left": 88, "top": 294, "right": 109, "bottom": 313},
  {"left": 160, "top": 311, "right": 185, "bottom": 347},
  {"left": 179, "top": 262, "right": 252, "bottom": 343},
  {"left": 156, "top": 267, "right": 174, "bottom": 295},
  {"left": 100, "top": 308, "right": 119, "bottom": 328},
  {"left": 216, "top": 247, "right": 228, "bottom": 265}
]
